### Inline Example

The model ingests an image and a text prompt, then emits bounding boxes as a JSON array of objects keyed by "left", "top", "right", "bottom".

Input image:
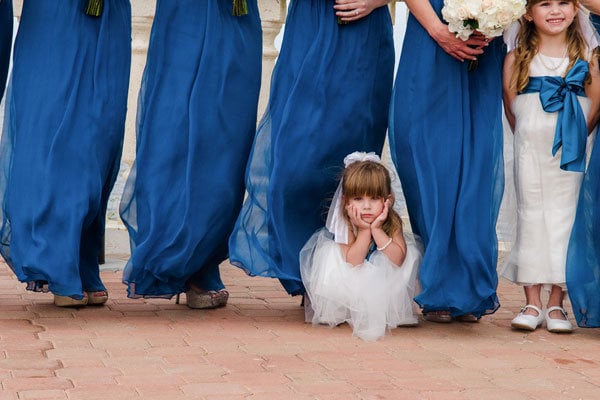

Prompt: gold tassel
[
  {"left": 85, "top": 0, "right": 103, "bottom": 17},
  {"left": 232, "top": 0, "right": 248, "bottom": 17}
]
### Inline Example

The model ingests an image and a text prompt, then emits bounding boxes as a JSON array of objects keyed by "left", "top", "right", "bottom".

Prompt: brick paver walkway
[{"left": 1, "top": 230, "right": 599, "bottom": 399}]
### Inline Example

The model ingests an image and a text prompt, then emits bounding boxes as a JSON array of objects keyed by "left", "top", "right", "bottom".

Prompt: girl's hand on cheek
[
  {"left": 347, "top": 204, "right": 370, "bottom": 230},
  {"left": 371, "top": 199, "right": 390, "bottom": 229}
]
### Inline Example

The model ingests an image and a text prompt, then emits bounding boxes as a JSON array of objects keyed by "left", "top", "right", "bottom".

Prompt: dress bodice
[{"left": 529, "top": 53, "right": 570, "bottom": 77}]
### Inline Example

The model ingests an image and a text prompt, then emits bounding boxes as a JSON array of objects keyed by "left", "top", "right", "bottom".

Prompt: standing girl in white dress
[
  {"left": 300, "top": 152, "right": 422, "bottom": 341},
  {"left": 502, "top": 0, "right": 600, "bottom": 333}
]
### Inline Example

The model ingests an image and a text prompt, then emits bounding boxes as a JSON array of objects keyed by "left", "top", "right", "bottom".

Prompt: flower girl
[
  {"left": 300, "top": 152, "right": 422, "bottom": 341},
  {"left": 502, "top": 0, "right": 600, "bottom": 332}
]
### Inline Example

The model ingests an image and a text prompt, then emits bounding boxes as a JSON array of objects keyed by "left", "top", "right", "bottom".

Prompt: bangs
[{"left": 342, "top": 162, "right": 391, "bottom": 198}]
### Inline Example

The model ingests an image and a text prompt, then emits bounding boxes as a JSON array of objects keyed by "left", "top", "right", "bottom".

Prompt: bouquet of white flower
[{"left": 442, "top": 0, "right": 526, "bottom": 41}]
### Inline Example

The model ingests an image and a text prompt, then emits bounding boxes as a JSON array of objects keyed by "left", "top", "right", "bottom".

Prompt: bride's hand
[
  {"left": 334, "top": 0, "right": 388, "bottom": 23},
  {"left": 431, "top": 25, "right": 488, "bottom": 62}
]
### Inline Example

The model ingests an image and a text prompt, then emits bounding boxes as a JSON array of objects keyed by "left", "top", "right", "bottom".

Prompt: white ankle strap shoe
[
  {"left": 545, "top": 306, "right": 573, "bottom": 333},
  {"left": 511, "top": 304, "right": 544, "bottom": 331}
]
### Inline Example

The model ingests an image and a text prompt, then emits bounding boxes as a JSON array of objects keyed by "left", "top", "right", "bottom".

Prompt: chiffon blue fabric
[
  {"left": 565, "top": 21, "right": 600, "bottom": 327},
  {"left": 0, "top": 0, "right": 12, "bottom": 102},
  {"left": 566, "top": 133, "right": 600, "bottom": 327},
  {"left": 228, "top": 0, "right": 394, "bottom": 296},
  {"left": 0, "top": 0, "right": 131, "bottom": 298},
  {"left": 119, "top": 0, "right": 262, "bottom": 298},
  {"left": 389, "top": 0, "right": 504, "bottom": 317}
]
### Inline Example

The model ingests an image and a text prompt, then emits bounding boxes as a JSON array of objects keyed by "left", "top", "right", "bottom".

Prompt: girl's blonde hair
[
  {"left": 511, "top": 0, "right": 587, "bottom": 93},
  {"left": 341, "top": 160, "right": 403, "bottom": 238}
]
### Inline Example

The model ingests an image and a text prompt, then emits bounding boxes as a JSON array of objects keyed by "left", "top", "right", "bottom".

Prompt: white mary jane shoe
[
  {"left": 511, "top": 304, "right": 544, "bottom": 331},
  {"left": 545, "top": 306, "right": 573, "bottom": 333}
]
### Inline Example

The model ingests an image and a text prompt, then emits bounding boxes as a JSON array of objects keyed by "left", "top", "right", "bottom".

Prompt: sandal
[
  {"left": 186, "top": 288, "right": 229, "bottom": 309},
  {"left": 54, "top": 292, "right": 88, "bottom": 307},
  {"left": 86, "top": 290, "right": 108, "bottom": 306},
  {"left": 422, "top": 310, "right": 452, "bottom": 323},
  {"left": 453, "top": 314, "right": 480, "bottom": 323}
]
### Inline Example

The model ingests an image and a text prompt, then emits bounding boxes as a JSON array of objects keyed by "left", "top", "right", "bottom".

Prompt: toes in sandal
[
  {"left": 186, "top": 288, "right": 229, "bottom": 309},
  {"left": 423, "top": 310, "right": 452, "bottom": 323},
  {"left": 86, "top": 290, "right": 108, "bottom": 306},
  {"left": 453, "top": 313, "right": 480, "bottom": 323}
]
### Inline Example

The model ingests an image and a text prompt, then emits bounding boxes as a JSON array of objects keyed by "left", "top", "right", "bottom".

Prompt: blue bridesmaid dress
[
  {"left": 0, "top": 0, "right": 12, "bottom": 102},
  {"left": 565, "top": 134, "right": 600, "bottom": 327},
  {"left": 565, "top": 15, "right": 600, "bottom": 327},
  {"left": 389, "top": 0, "right": 504, "bottom": 317},
  {"left": 119, "top": 0, "right": 262, "bottom": 298},
  {"left": 0, "top": 0, "right": 131, "bottom": 298},
  {"left": 228, "top": 0, "right": 394, "bottom": 296}
]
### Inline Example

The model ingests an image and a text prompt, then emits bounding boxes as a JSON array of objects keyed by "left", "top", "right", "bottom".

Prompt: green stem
[
  {"left": 85, "top": 0, "right": 103, "bottom": 17},
  {"left": 233, "top": 0, "right": 248, "bottom": 16},
  {"left": 337, "top": 16, "right": 349, "bottom": 25}
]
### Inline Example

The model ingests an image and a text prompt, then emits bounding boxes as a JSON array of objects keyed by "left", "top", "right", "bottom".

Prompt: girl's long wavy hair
[
  {"left": 341, "top": 160, "right": 403, "bottom": 239},
  {"left": 511, "top": 0, "right": 588, "bottom": 93}
]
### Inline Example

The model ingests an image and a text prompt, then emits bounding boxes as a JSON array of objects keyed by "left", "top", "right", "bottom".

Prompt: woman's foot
[
  {"left": 453, "top": 314, "right": 480, "bottom": 323},
  {"left": 511, "top": 304, "right": 544, "bottom": 331},
  {"left": 86, "top": 290, "right": 108, "bottom": 306},
  {"left": 54, "top": 293, "right": 88, "bottom": 307},
  {"left": 186, "top": 288, "right": 229, "bottom": 309},
  {"left": 545, "top": 306, "right": 573, "bottom": 333},
  {"left": 422, "top": 310, "right": 452, "bottom": 323}
]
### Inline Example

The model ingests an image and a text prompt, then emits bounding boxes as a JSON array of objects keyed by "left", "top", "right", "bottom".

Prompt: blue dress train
[
  {"left": 0, "top": 0, "right": 12, "bottom": 102},
  {"left": 119, "top": 0, "right": 262, "bottom": 298},
  {"left": 565, "top": 16, "right": 600, "bottom": 326},
  {"left": 228, "top": 0, "right": 395, "bottom": 296},
  {"left": 564, "top": 127, "right": 600, "bottom": 327},
  {"left": 0, "top": 0, "right": 131, "bottom": 298},
  {"left": 389, "top": 0, "right": 504, "bottom": 317}
]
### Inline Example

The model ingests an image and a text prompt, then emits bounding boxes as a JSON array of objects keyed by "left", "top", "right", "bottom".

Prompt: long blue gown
[
  {"left": 0, "top": 0, "right": 131, "bottom": 298},
  {"left": 119, "top": 0, "right": 262, "bottom": 298},
  {"left": 0, "top": 0, "right": 12, "bottom": 102},
  {"left": 389, "top": 0, "right": 504, "bottom": 317},
  {"left": 565, "top": 15, "right": 600, "bottom": 327},
  {"left": 228, "top": 0, "right": 394, "bottom": 296}
]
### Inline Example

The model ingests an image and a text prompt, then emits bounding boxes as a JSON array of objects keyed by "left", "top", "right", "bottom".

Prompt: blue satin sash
[{"left": 521, "top": 59, "right": 589, "bottom": 172}]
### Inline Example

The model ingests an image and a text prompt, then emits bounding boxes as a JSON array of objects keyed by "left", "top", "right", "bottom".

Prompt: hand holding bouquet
[{"left": 442, "top": 0, "right": 526, "bottom": 68}]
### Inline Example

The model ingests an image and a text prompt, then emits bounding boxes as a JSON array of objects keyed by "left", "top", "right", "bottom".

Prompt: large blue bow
[{"left": 522, "top": 59, "right": 589, "bottom": 172}]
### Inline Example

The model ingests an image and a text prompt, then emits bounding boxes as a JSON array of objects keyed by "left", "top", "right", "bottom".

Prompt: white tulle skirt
[{"left": 300, "top": 228, "right": 422, "bottom": 341}]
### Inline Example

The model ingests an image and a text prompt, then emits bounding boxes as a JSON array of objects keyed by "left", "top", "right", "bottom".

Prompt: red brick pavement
[{"left": 1, "top": 252, "right": 600, "bottom": 399}]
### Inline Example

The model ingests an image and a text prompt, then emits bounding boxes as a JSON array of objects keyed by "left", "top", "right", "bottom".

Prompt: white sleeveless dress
[{"left": 501, "top": 54, "right": 596, "bottom": 286}]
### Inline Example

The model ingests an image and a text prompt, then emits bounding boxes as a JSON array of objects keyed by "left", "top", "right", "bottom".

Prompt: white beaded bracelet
[{"left": 376, "top": 238, "right": 393, "bottom": 251}]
